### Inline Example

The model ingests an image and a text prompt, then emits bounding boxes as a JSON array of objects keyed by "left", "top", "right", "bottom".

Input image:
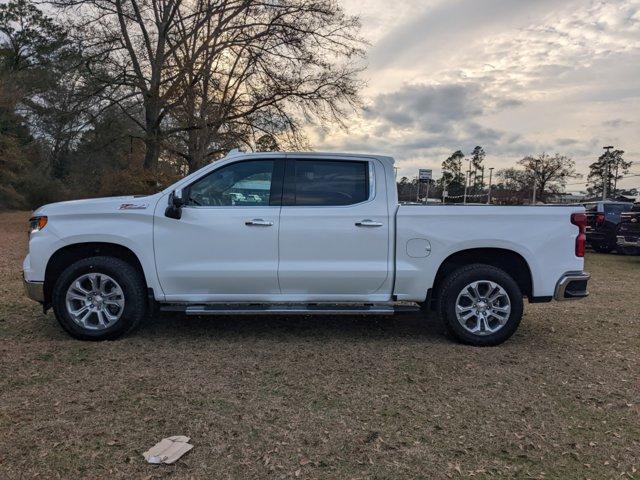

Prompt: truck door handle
[
  {"left": 245, "top": 219, "right": 273, "bottom": 227},
  {"left": 355, "top": 219, "right": 383, "bottom": 227}
]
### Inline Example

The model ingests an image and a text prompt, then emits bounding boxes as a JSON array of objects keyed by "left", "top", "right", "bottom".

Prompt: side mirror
[{"left": 165, "top": 189, "right": 184, "bottom": 219}]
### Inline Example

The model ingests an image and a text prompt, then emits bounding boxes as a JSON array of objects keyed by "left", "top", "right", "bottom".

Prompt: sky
[{"left": 310, "top": 0, "right": 640, "bottom": 192}]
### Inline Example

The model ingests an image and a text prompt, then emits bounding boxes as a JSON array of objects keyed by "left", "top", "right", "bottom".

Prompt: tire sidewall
[
  {"left": 440, "top": 265, "right": 524, "bottom": 346},
  {"left": 52, "top": 257, "right": 146, "bottom": 340}
]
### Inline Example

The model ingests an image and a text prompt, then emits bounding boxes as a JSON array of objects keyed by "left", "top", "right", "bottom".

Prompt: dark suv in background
[
  {"left": 616, "top": 203, "right": 640, "bottom": 255},
  {"left": 584, "top": 201, "right": 634, "bottom": 253}
]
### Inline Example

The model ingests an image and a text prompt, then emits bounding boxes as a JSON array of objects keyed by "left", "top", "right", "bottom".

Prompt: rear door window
[
  {"left": 288, "top": 160, "right": 369, "bottom": 206},
  {"left": 604, "top": 203, "right": 633, "bottom": 215},
  {"left": 604, "top": 203, "right": 633, "bottom": 222}
]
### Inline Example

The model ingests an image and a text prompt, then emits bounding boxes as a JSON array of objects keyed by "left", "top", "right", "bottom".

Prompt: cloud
[
  {"left": 556, "top": 138, "right": 579, "bottom": 146},
  {"left": 362, "top": 82, "right": 522, "bottom": 142},
  {"left": 603, "top": 119, "right": 634, "bottom": 128},
  {"left": 316, "top": 80, "right": 531, "bottom": 173},
  {"left": 315, "top": 0, "right": 640, "bottom": 190},
  {"left": 363, "top": 83, "right": 483, "bottom": 129},
  {"left": 369, "top": 0, "right": 560, "bottom": 70}
]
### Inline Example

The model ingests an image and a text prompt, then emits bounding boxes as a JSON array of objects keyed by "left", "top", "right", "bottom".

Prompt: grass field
[{"left": 0, "top": 210, "right": 638, "bottom": 479}]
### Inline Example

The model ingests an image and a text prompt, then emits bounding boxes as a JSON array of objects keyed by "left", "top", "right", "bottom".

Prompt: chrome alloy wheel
[
  {"left": 65, "top": 273, "right": 125, "bottom": 330},
  {"left": 455, "top": 280, "right": 511, "bottom": 336}
]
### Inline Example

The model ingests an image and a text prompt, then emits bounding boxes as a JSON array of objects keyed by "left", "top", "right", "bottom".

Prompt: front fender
[{"left": 25, "top": 210, "right": 164, "bottom": 301}]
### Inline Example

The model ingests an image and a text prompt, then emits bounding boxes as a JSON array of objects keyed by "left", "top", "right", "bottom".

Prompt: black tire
[
  {"left": 52, "top": 256, "right": 147, "bottom": 340},
  {"left": 437, "top": 264, "right": 524, "bottom": 346},
  {"left": 592, "top": 243, "right": 613, "bottom": 253}
]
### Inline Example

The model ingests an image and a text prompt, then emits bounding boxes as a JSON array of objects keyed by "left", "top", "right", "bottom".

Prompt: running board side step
[{"left": 160, "top": 304, "right": 419, "bottom": 316}]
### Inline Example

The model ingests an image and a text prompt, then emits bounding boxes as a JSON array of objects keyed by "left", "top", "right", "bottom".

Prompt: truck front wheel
[
  {"left": 438, "top": 264, "right": 523, "bottom": 346},
  {"left": 51, "top": 256, "right": 147, "bottom": 340}
]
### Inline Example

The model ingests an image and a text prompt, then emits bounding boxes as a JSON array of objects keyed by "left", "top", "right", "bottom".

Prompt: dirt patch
[{"left": 1, "top": 211, "right": 638, "bottom": 479}]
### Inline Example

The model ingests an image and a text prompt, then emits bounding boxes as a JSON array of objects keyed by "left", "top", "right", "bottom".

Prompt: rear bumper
[
  {"left": 23, "top": 273, "right": 44, "bottom": 303},
  {"left": 616, "top": 235, "right": 640, "bottom": 248},
  {"left": 554, "top": 271, "right": 590, "bottom": 301}
]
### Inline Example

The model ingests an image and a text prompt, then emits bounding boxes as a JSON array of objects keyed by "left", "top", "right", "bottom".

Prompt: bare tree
[
  {"left": 50, "top": 0, "right": 364, "bottom": 172},
  {"left": 518, "top": 153, "right": 578, "bottom": 202},
  {"left": 495, "top": 167, "right": 532, "bottom": 204},
  {"left": 496, "top": 154, "right": 579, "bottom": 204}
]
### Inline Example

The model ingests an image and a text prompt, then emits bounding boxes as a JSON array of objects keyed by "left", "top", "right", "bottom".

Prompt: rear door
[{"left": 277, "top": 157, "right": 390, "bottom": 299}]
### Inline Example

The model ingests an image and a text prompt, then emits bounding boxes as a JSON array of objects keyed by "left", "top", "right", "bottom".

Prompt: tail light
[
  {"left": 571, "top": 213, "right": 586, "bottom": 257},
  {"left": 595, "top": 212, "right": 605, "bottom": 226}
]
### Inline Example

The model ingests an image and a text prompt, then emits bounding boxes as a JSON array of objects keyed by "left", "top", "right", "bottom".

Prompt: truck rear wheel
[
  {"left": 438, "top": 264, "right": 523, "bottom": 346},
  {"left": 52, "top": 256, "right": 147, "bottom": 340}
]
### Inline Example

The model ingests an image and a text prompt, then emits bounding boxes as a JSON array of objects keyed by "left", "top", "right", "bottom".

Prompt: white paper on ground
[{"left": 142, "top": 435, "right": 193, "bottom": 464}]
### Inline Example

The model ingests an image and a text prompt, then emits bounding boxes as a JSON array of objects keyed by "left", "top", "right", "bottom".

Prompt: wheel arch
[
  {"left": 44, "top": 242, "right": 148, "bottom": 306},
  {"left": 428, "top": 248, "right": 533, "bottom": 306}
]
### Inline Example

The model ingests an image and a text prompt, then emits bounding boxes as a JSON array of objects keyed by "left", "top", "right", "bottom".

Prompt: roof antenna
[{"left": 227, "top": 148, "right": 243, "bottom": 156}]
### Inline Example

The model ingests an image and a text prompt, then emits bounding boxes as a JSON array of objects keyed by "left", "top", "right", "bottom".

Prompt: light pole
[
  {"left": 487, "top": 167, "right": 494, "bottom": 205},
  {"left": 532, "top": 179, "right": 536, "bottom": 204},
  {"left": 463, "top": 170, "right": 469, "bottom": 204},
  {"left": 602, "top": 145, "right": 614, "bottom": 200},
  {"left": 531, "top": 158, "right": 541, "bottom": 204},
  {"left": 463, "top": 160, "right": 472, "bottom": 204}
]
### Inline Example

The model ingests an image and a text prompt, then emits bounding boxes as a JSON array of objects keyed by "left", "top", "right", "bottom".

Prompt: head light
[{"left": 29, "top": 216, "right": 48, "bottom": 234}]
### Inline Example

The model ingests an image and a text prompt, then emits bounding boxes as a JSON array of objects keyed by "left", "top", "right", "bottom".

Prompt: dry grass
[{"left": 0, "top": 210, "right": 638, "bottom": 479}]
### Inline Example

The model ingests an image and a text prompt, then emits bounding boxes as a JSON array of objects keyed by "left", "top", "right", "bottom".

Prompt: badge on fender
[{"left": 119, "top": 203, "right": 148, "bottom": 210}]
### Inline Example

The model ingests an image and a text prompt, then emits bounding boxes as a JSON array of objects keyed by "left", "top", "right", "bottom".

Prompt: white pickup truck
[{"left": 23, "top": 151, "right": 590, "bottom": 345}]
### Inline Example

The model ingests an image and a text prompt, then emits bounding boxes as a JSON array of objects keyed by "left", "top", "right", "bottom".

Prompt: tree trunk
[
  {"left": 50, "top": 137, "right": 67, "bottom": 179},
  {"left": 186, "top": 127, "right": 200, "bottom": 174},
  {"left": 143, "top": 136, "right": 160, "bottom": 171},
  {"left": 143, "top": 100, "right": 161, "bottom": 170}
]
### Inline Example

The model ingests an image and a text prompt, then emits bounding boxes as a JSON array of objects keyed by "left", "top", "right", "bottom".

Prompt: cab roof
[{"left": 226, "top": 150, "right": 395, "bottom": 167}]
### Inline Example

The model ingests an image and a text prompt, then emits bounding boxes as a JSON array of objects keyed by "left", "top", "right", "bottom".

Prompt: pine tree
[
  {"left": 440, "top": 150, "right": 465, "bottom": 200},
  {"left": 587, "top": 150, "right": 631, "bottom": 198},
  {"left": 470, "top": 146, "right": 485, "bottom": 192}
]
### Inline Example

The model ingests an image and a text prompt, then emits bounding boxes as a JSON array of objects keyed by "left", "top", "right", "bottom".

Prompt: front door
[
  {"left": 154, "top": 158, "right": 284, "bottom": 302},
  {"left": 277, "top": 158, "right": 390, "bottom": 299}
]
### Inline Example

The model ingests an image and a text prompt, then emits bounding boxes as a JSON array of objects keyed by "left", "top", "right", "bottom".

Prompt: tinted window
[
  {"left": 604, "top": 203, "right": 633, "bottom": 215},
  {"left": 187, "top": 160, "right": 274, "bottom": 206},
  {"left": 293, "top": 160, "right": 369, "bottom": 206},
  {"left": 584, "top": 203, "right": 597, "bottom": 213}
]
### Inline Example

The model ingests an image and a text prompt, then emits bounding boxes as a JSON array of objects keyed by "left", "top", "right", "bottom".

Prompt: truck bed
[{"left": 393, "top": 204, "right": 584, "bottom": 301}]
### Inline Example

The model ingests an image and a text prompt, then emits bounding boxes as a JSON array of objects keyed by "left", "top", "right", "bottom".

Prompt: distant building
[{"left": 547, "top": 192, "right": 588, "bottom": 204}]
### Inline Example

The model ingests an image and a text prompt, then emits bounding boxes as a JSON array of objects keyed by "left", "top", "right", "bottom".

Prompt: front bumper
[
  {"left": 23, "top": 273, "right": 44, "bottom": 303},
  {"left": 617, "top": 235, "right": 640, "bottom": 248},
  {"left": 554, "top": 272, "right": 590, "bottom": 301}
]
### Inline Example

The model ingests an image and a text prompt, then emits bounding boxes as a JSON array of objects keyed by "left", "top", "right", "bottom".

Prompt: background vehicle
[
  {"left": 23, "top": 152, "right": 590, "bottom": 346},
  {"left": 584, "top": 201, "right": 634, "bottom": 253},
  {"left": 616, "top": 203, "right": 640, "bottom": 255}
]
